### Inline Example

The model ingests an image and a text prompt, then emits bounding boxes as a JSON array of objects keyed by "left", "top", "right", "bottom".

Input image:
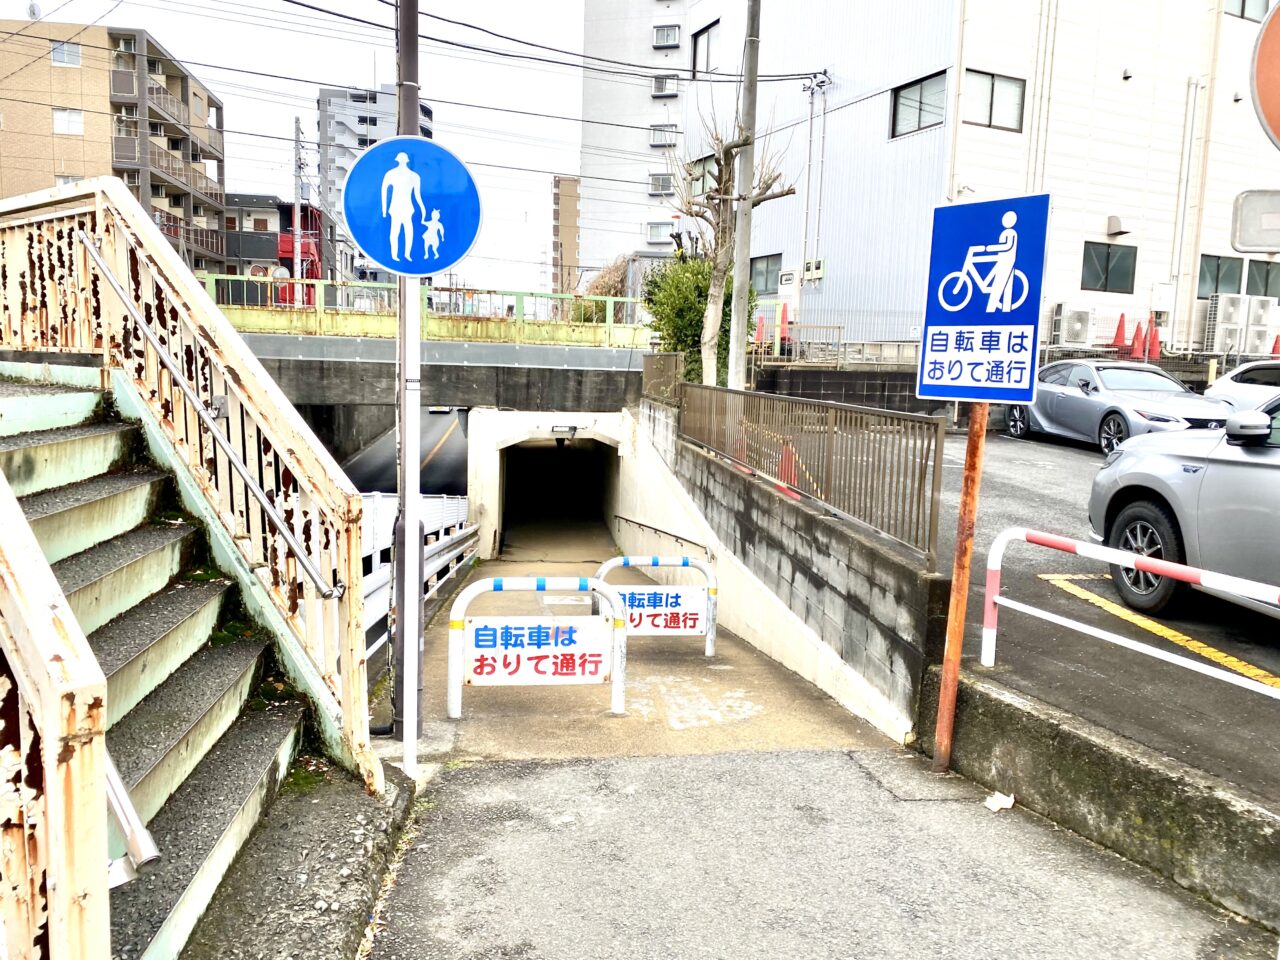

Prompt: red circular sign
[{"left": 1253, "top": 4, "right": 1280, "bottom": 150}]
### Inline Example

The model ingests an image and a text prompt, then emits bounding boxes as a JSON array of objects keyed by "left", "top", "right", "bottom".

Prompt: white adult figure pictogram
[
  {"left": 381, "top": 152, "right": 426, "bottom": 261},
  {"left": 983, "top": 211, "right": 1019, "bottom": 312}
]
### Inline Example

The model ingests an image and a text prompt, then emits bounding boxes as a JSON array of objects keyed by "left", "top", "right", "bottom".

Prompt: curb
[{"left": 918, "top": 665, "right": 1280, "bottom": 933}]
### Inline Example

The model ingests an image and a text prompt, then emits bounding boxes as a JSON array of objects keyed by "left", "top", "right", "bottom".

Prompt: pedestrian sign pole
[
  {"left": 344, "top": 0, "right": 482, "bottom": 777},
  {"left": 916, "top": 193, "right": 1049, "bottom": 773}
]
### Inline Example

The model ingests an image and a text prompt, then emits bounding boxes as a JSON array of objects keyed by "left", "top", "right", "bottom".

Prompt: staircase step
[
  {"left": 108, "top": 637, "right": 267, "bottom": 832},
  {"left": 0, "top": 421, "right": 135, "bottom": 496},
  {"left": 91, "top": 579, "right": 232, "bottom": 729},
  {"left": 0, "top": 380, "right": 100, "bottom": 437},
  {"left": 21, "top": 468, "right": 168, "bottom": 564},
  {"left": 110, "top": 703, "right": 304, "bottom": 960},
  {"left": 53, "top": 523, "right": 196, "bottom": 635}
]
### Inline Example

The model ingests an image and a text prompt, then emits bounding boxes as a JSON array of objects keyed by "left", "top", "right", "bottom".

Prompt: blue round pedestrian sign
[{"left": 341, "top": 136, "right": 481, "bottom": 278}]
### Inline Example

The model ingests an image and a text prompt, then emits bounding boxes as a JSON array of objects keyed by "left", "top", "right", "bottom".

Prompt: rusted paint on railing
[
  {"left": 0, "top": 180, "right": 384, "bottom": 935},
  {"left": 0, "top": 466, "right": 109, "bottom": 960},
  {"left": 679, "top": 384, "right": 946, "bottom": 569}
]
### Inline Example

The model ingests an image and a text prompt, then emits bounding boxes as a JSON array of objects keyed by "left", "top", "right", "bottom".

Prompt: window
[
  {"left": 649, "top": 172, "right": 675, "bottom": 196},
  {"left": 652, "top": 74, "right": 678, "bottom": 97},
  {"left": 418, "top": 123, "right": 431, "bottom": 137},
  {"left": 350, "top": 91, "right": 369, "bottom": 103},
  {"left": 1247, "top": 260, "right": 1280, "bottom": 298},
  {"left": 1236, "top": 365, "right": 1280, "bottom": 387},
  {"left": 1198, "top": 254, "right": 1243, "bottom": 299},
  {"left": 963, "top": 70, "right": 1025, "bottom": 132},
  {"left": 688, "top": 155, "right": 715, "bottom": 196},
  {"left": 1081, "top": 241, "right": 1136, "bottom": 293},
  {"left": 1268, "top": 402, "right": 1280, "bottom": 446},
  {"left": 646, "top": 222, "right": 673, "bottom": 244},
  {"left": 225, "top": 216, "right": 237, "bottom": 230},
  {"left": 150, "top": 184, "right": 166, "bottom": 198},
  {"left": 650, "top": 123, "right": 678, "bottom": 147},
  {"left": 358, "top": 115, "right": 376, "bottom": 126},
  {"left": 51, "top": 41, "right": 81, "bottom": 67},
  {"left": 192, "top": 92, "right": 204, "bottom": 117},
  {"left": 750, "top": 254, "right": 782, "bottom": 294},
  {"left": 692, "top": 21, "right": 719, "bottom": 78},
  {"left": 1226, "top": 0, "right": 1268, "bottom": 20},
  {"left": 357, "top": 136, "right": 378, "bottom": 147},
  {"left": 253, "top": 218, "right": 269, "bottom": 232},
  {"left": 194, "top": 258, "right": 207, "bottom": 270},
  {"left": 52, "top": 108, "right": 83, "bottom": 136},
  {"left": 54, "top": 175, "right": 83, "bottom": 186},
  {"left": 124, "top": 171, "right": 140, "bottom": 186},
  {"left": 653, "top": 24, "right": 680, "bottom": 48},
  {"left": 1097, "top": 367, "right": 1186, "bottom": 392},
  {"left": 1038, "top": 363, "right": 1073, "bottom": 386},
  {"left": 892, "top": 72, "right": 946, "bottom": 137}
]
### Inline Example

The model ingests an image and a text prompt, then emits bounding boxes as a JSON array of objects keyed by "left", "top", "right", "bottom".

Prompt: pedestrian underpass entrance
[{"left": 500, "top": 438, "right": 616, "bottom": 557}]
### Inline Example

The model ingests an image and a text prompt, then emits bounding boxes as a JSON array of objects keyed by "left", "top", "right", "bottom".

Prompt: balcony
[
  {"left": 146, "top": 75, "right": 189, "bottom": 126},
  {"left": 146, "top": 144, "right": 225, "bottom": 206},
  {"left": 152, "top": 208, "right": 225, "bottom": 258},
  {"left": 191, "top": 124, "right": 224, "bottom": 157}
]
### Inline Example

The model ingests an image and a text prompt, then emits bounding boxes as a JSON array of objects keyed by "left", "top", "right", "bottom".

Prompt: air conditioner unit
[
  {"left": 1051, "top": 305, "right": 1094, "bottom": 346},
  {"left": 1205, "top": 293, "right": 1249, "bottom": 353},
  {"left": 1249, "top": 295, "right": 1277, "bottom": 328},
  {"left": 1241, "top": 323, "right": 1279, "bottom": 356},
  {"left": 1210, "top": 321, "right": 1243, "bottom": 354}
]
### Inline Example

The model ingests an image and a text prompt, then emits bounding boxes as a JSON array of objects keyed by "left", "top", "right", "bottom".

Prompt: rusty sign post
[{"left": 916, "top": 194, "right": 1051, "bottom": 773}]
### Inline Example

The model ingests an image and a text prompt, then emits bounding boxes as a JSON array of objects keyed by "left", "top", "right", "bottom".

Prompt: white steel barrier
[
  {"left": 983, "top": 527, "right": 1280, "bottom": 701},
  {"left": 447, "top": 577, "right": 628, "bottom": 719},
  {"left": 595, "top": 556, "right": 719, "bottom": 657}
]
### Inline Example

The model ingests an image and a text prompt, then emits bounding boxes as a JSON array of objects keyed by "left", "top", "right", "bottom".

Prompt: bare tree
[{"left": 672, "top": 121, "right": 794, "bottom": 385}]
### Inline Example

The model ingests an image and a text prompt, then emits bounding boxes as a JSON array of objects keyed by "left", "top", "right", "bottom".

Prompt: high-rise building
[
  {"left": 578, "top": 0, "right": 688, "bottom": 280},
  {"left": 317, "top": 83, "right": 432, "bottom": 281},
  {"left": 0, "top": 21, "right": 228, "bottom": 274},
  {"left": 552, "top": 176, "right": 582, "bottom": 294}
]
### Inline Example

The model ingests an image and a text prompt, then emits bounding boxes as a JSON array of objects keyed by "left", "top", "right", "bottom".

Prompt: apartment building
[
  {"left": 552, "top": 176, "right": 582, "bottom": 293},
  {"left": 0, "top": 21, "right": 227, "bottom": 273},
  {"left": 669, "top": 0, "right": 1280, "bottom": 354},
  {"left": 578, "top": 0, "right": 690, "bottom": 278}
]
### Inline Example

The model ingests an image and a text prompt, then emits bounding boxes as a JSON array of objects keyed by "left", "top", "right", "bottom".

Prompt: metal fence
[
  {"left": 642, "top": 352, "right": 685, "bottom": 405},
  {"left": 680, "top": 385, "right": 946, "bottom": 569}
]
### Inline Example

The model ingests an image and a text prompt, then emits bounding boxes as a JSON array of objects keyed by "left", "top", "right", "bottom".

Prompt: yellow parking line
[
  {"left": 1039, "top": 576, "right": 1280, "bottom": 689},
  {"left": 1037, "top": 573, "right": 1109, "bottom": 582}
]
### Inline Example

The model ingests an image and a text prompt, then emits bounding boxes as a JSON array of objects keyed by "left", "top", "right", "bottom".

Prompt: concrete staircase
[{"left": 0, "top": 379, "right": 304, "bottom": 960}]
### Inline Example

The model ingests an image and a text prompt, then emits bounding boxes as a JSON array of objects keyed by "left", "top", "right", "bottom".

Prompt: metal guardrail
[
  {"left": 642, "top": 352, "right": 684, "bottom": 404},
  {"left": 680, "top": 384, "right": 946, "bottom": 569}
]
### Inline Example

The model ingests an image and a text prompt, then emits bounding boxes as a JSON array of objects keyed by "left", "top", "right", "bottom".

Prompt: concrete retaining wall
[
  {"left": 919, "top": 668, "right": 1280, "bottom": 933},
  {"left": 607, "top": 401, "right": 949, "bottom": 742}
]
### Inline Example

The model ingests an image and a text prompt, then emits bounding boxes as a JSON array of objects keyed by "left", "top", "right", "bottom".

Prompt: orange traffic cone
[
  {"left": 1146, "top": 320, "right": 1161, "bottom": 361},
  {"left": 778, "top": 440, "right": 798, "bottom": 486},
  {"left": 1110, "top": 313, "right": 1127, "bottom": 351},
  {"left": 1130, "top": 322, "right": 1146, "bottom": 361},
  {"left": 1272, "top": 334, "right": 1280, "bottom": 357}
]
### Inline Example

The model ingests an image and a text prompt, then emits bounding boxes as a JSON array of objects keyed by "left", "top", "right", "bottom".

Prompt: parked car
[
  {"left": 1007, "top": 360, "right": 1234, "bottom": 454},
  {"left": 1203, "top": 359, "right": 1280, "bottom": 411},
  {"left": 1088, "top": 397, "right": 1280, "bottom": 618}
]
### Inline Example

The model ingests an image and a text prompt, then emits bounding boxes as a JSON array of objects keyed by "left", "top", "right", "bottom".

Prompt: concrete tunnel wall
[{"left": 463, "top": 402, "right": 948, "bottom": 743}]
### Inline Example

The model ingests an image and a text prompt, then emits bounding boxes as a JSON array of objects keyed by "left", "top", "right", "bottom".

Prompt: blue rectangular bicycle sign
[{"left": 916, "top": 194, "right": 1050, "bottom": 404}]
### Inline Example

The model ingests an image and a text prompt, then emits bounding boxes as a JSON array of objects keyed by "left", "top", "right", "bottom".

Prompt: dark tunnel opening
[{"left": 500, "top": 439, "right": 616, "bottom": 559}]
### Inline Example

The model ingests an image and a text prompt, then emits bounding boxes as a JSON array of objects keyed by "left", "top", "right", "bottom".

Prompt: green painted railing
[{"left": 204, "top": 274, "right": 655, "bottom": 349}]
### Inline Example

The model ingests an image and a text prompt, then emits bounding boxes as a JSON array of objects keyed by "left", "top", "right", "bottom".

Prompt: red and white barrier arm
[{"left": 982, "top": 528, "right": 1280, "bottom": 674}]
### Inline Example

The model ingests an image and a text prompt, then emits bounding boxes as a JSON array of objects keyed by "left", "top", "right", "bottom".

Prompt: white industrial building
[{"left": 597, "top": 0, "right": 1280, "bottom": 354}]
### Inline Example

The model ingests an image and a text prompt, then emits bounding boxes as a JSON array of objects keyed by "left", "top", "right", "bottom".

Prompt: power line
[
  {"left": 0, "top": 28, "right": 685, "bottom": 135},
  {"left": 273, "top": 0, "right": 814, "bottom": 85},
  {"left": 369, "top": 0, "right": 812, "bottom": 82}
]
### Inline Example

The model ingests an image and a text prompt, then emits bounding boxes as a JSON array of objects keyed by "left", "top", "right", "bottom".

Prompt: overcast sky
[{"left": 9, "top": 0, "right": 586, "bottom": 288}]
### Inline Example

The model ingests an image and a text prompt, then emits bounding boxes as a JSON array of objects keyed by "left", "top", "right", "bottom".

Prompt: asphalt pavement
[
  {"left": 366, "top": 522, "right": 1275, "bottom": 959},
  {"left": 938, "top": 430, "right": 1280, "bottom": 804},
  {"left": 342, "top": 409, "right": 468, "bottom": 495}
]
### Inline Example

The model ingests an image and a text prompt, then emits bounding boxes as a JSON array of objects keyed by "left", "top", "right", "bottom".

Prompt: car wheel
[
  {"left": 1006, "top": 405, "right": 1031, "bottom": 439},
  {"left": 1099, "top": 413, "right": 1129, "bottom": 455},
  {"left": 1107, "top": 501, "right": 1184, "bottom": 614}
]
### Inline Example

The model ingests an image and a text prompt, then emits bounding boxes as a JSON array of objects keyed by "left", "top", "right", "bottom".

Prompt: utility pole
[
  {"left": 393, "top": 0, "right": 424, "bottom": 779},
  {"left": 292, "top": 116, "right": 303, "bottom": 282},
  {"left": 727, "top": 0, "right": 762, "bottom": 392}
]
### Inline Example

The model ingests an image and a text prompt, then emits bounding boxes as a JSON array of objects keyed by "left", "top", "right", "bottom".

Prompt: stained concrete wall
[
  {"left": 467, "top": 410, "right": 630, "bottom": 559},
  {"left": 605, "top": 401, "right": 950, "bottom": 742}
]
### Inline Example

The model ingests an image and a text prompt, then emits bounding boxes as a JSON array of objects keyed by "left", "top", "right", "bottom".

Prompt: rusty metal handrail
[
  {"left": 78, "top": 231, "right": 338, "bottom": 599},
  {"left": 678, "top": 384, "right": 946, "bottom": 569}
]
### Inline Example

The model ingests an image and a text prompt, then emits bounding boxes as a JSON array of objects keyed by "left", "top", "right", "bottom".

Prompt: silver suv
[{"left": 1088, "top": 398, "right": 1280, "bottom": 618}]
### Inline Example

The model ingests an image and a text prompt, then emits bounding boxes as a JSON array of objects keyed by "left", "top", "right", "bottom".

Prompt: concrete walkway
[{"left": 369, "top": 530, "right": 1274, "bottom": 959}]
